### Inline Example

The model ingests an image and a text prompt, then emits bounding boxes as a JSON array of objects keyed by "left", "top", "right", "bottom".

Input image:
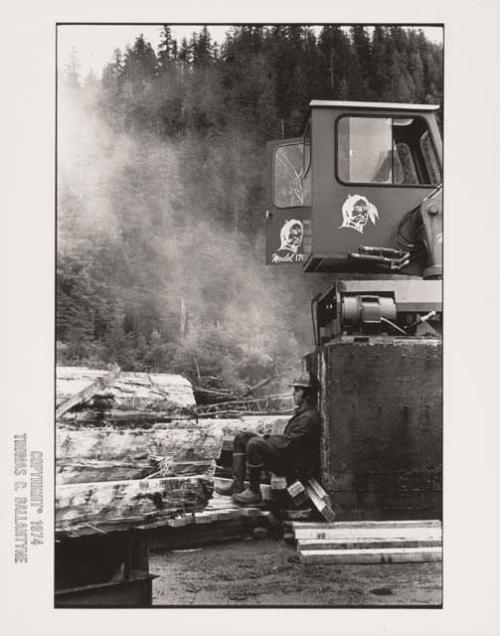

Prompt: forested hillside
[{"left": 57, "top": 25, "right": 443, "bottom": 396}]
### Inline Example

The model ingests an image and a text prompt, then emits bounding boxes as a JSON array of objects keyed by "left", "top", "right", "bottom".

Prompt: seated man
[{"left": 216, "top": 371, "right": 320, "bottom": 506}]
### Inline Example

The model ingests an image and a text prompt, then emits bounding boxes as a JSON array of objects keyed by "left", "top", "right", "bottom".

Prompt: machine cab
[{"left": 266, "top": 101, "right": 442, "bottom": 275}]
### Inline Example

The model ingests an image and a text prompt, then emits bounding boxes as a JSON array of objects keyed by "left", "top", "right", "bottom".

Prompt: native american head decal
[
  {"left": 279, "top": 218, "right": 304, "bottom": 254},
  {"left": 339, "top": 194, "right": 379, "bottom": 234}
]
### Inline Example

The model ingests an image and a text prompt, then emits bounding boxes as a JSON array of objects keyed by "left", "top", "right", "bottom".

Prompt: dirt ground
[{"left": 150, "top": 537, "right": 442, "bottom": 607}]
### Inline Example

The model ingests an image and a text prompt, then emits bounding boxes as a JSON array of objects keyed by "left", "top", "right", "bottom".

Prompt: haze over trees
[{"left": 57, "top": 25, "right": 443, "bottom": 396}]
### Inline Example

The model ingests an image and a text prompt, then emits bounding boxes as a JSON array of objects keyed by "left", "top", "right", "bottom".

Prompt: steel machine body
[{"left": 266, "top": 101, "right": 443, "bottom": 519}]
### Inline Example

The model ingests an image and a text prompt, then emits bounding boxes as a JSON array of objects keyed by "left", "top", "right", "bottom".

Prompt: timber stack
[
  {"left": 287, "top": 520, "right": 442, "bottom": 565},
  {"left": 56, "top": 366, "right": 218, "bottom": 537},
  {"left": 56, "top": 366, "right": 290, "bottom": 537}
]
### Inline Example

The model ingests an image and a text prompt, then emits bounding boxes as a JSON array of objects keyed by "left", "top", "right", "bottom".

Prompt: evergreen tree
[
  {"left": 318, "top": 26, "right": 352, "bottom": 100},
  {"left": 350, "top": 26, "right": 372, "bottom": 97},
  {"left": 122, "top": 34, "right": 158, "bottom": 83},
  {"left": 157, "top": 25, "right": 176, "bottom": 71}
]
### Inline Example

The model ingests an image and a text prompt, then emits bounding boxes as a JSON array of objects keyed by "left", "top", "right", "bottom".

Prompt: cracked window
[{"left": 273, "top": 143, "right": 311, "bottom": 208}]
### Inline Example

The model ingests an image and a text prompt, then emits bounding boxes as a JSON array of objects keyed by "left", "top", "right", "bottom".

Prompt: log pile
[
  {"left": 56, "top": 367, "right": 219, "bottom": 536},
  {"left": 56, "top": 367, "right": 292, "bottom": 537}
]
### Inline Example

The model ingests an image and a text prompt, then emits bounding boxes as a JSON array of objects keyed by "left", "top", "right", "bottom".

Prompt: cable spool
[{"left": 341, "top": 294, "right": 397, "bottom": 331}]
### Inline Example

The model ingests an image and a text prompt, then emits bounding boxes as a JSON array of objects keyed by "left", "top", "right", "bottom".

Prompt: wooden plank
[
  {"left": 56, "top": 367, "right": 121, "bottom": 419},
  {"left": 299, "top": 546, "right": 442, "bottom": 565},
  {"left": 297, "top": 538, "right": 442, "bottom": 550},
  {"left": 305, "top": 485, "right": 336, "bottom": 521},
  {"left": 55, "top": 476, "right": 213, "bottom": 531},
  {"left": 293, "top": 527, "right": 442, "bottom": 541},
  {"left": 307, "top": 478, "right": 331, "bottom": 505},
  {"left": 291, "top": 520, "right": 441, "bottom": 530}
]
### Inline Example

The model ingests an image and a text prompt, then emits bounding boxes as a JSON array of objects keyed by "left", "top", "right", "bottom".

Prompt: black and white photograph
[
  {"left": 54, "top": 22, "right": 444, "bottom": 607},
  {"left": 3, "top": 1, "right": 499, "bottom": 632}
]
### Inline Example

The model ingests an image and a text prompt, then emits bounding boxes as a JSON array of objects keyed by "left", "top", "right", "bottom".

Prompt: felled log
[
  {"left": 55, "top": 476, "right": 213, "bottom": 534},
  {"left": 56, "top": 421, "right": 224, "bottom": 484},
  {"left": 56, "top": 367, "right": 195, "bottom": 414},
  {"left": 56, "top": 366, "right": 121, "bottom": 418},
  {"left": 199, "top": 415, "right": 288, "bottom": 439}
]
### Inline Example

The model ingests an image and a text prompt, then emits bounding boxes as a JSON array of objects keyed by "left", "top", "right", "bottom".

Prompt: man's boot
[
  {"left": 215, "top": 452, "right": 246, "bottom": 495},
  {"left": 232, "top": 462, "right": 263, "bottom": 506}
]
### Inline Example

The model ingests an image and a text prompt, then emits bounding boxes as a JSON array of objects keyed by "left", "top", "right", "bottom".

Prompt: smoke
[{"left": 57, "top": 81, "right": 324, "bottom": 388}]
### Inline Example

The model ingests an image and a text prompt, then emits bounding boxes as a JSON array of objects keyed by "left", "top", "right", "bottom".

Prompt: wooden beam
[{"left": 299, "top": 546, "right": 442, "bottom": 565}]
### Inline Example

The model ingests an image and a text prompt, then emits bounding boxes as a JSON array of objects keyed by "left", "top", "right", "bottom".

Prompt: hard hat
[{"left": 290, "top": 371, "right": 312, "bottom": 389}]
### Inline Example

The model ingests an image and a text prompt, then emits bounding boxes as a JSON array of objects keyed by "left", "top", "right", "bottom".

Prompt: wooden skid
[{"left": 299, "top": 546, "right": 442, "bottom": 565}]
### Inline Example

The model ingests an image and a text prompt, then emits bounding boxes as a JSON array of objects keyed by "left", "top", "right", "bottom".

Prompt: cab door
[{"left": 265, "top": 137, "right": 312, "bottom": 265}]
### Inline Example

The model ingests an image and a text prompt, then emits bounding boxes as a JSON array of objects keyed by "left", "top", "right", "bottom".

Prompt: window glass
[
  {"left": 420, "top": 131, "right": 442, "bottom": 184},
  {"left": 394, "top": 143, "right": 419, "bottom": 185},
  {"left": 273, "top": 143, "right": 311, "bottom": 208},
  {"left": 337, "top": 116, "right": 441, "bottom": 186}
]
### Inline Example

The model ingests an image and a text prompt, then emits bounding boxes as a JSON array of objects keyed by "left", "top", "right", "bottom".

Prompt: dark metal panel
[
  {"left": 308, "top": 338, "right": 442, "bottom": 520},
  {"left": 265, "top": 138, "right": 312, "bottom": 265},
  {"left": 55, "top": 529, "right": 153, "bottom": 607},
  {"left": 310, "top": 106, "right": 442, "bottom": 264}
]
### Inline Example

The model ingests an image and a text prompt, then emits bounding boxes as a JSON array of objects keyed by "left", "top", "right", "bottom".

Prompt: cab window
[
  {"left": 337, "top": 116, "right": 441, "bottom": 186},
  {"left": 273, "top": 143, "right": 311, "bottom": 208}
]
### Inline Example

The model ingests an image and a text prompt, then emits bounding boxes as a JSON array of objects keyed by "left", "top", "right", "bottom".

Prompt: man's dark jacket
[{"left": 266, "top": 400, "right": 321, "bottom": 475}]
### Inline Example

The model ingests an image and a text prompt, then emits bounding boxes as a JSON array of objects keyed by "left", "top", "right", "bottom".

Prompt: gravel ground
[{"left": 150, "top": 537, "right": 442, "bottom": 607}]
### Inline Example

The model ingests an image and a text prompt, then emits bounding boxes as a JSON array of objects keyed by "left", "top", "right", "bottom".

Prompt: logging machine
[{"left": 266, "top": 101, "right": 443, "bottom": 520}]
